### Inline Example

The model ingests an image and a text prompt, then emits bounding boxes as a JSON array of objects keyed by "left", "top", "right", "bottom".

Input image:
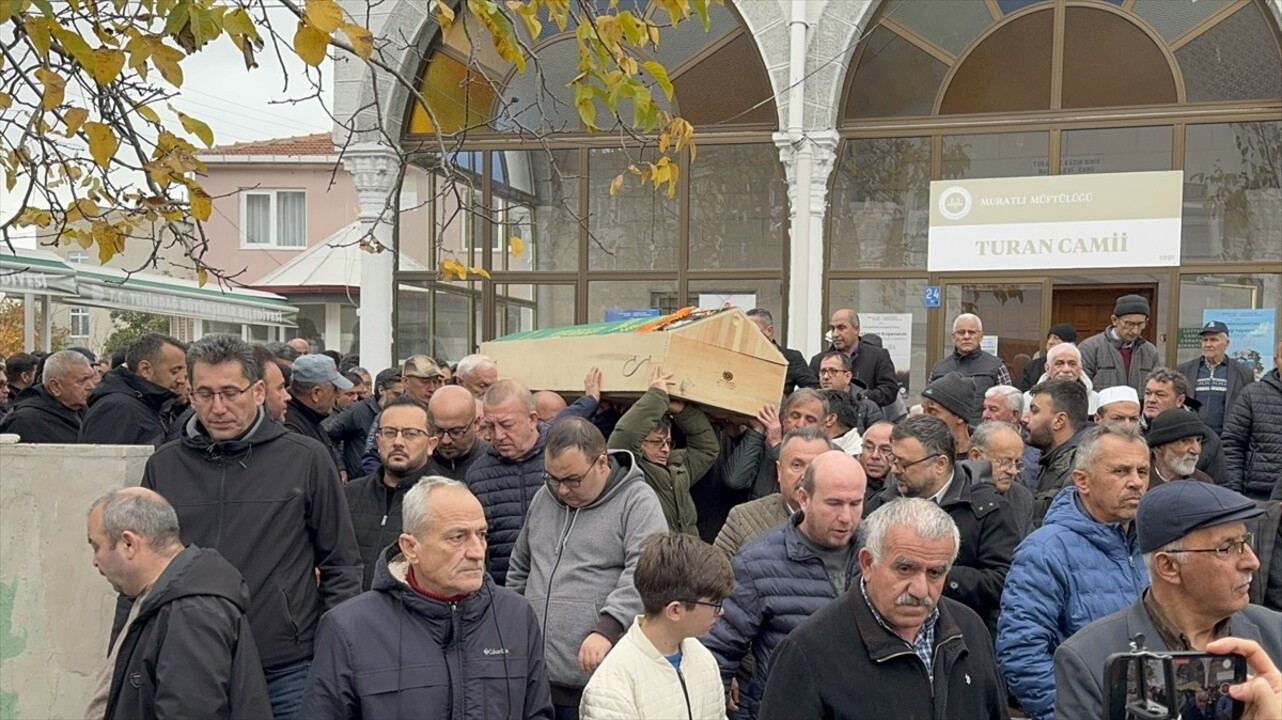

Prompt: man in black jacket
[
  {"left": 344, "top": 395, "right": 439, "bottom": 589},
  {"left": 323, "top": 370, "right": 394, "bottom": 478},
  {"left": 866, "top": 414, "right": 1018, "bottom": 634},
  {"left": 301, "top": 478, "right": 554, "bottom": 719},
  {"left": 1223, "top": 341, "right": 1282, "bottom": 501},
  {"left": 809, "top": 309, "right": 900, "bottom": 411},
  {"left": 759, "top": 498, "right": 1009, "bottom": 720},
  {"left": 0, "top": 349, "right": 96, "bottom": 442},
  {"left": 80, "top": 334, "right": 187, "bottom": 446},
  {"left": 283, "top": 354, "right": 351, "bottom": 474},
  {"left": 138, "top": 333, "right": 361, "bottom": 720},
  {"left": 747, "top": 308, "right": 819, "bottom": 394},
  {"left": 85, "top": 487, "right": 270, "bottom": 720},
  {"left": 930, "top": 313, "right": 1013, "bottom": 425}
]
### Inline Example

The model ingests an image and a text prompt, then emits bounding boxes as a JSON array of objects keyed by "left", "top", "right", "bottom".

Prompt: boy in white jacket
[{"left": 580, "top": 533, "right": 733, "bottom": 720}]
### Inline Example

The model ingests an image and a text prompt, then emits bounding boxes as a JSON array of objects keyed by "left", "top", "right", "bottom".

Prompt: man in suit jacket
[
  {"left": 747, "top": 308, "right": 819, "bottom": 395},
  {"left": 808, "top": 309, "right": 900, "bottom": 411}
]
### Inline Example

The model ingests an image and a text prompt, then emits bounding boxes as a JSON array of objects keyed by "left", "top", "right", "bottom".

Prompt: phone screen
[{"left": 1120, "top": 653, "right": 1246, "bottom": 720}]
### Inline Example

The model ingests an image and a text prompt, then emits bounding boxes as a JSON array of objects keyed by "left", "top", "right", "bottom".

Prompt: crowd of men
[{"left": 1, "top": 289, "right": 1280, "bottom": 720}]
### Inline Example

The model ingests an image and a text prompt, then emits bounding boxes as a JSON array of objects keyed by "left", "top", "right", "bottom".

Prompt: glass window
[
  {"left": 433, "top": 290, "right": 474, "bottom": 363},
  {"left": 496, "top": 150, "right": 581, "bottom": 272},
  {"left": 940, "top": 9, "right": 1053, "bottom": 115},
  {"left": 205, "top": 321, "right": 244, "bottom": 338},
  {"left": 396, "top": 282, "right": 432, "bottom": 360},
  {"left": 1175, "top": 2, "right": 1282, "bottom": 104},
  {"left": 1183, "top": 122, "right": 1282, "bottom": 263},
  {"left": 1060, "top": 126, "right": 1173, "bottom": 175},
  {"left": 587, "top": 148, "right": 679, "bottom": 271},
  {"left": 242, "top": 190, "right": 306, "bottom": 248},
  {"left": 1132, "top": 0, "right": 1236, "bottom": 42},
  {"left": 943, "top": 132, "right": 1049, "bottom": 179},
  {"left": 406, "top": 50, "right": 498, "bottom": 135},
  {"left": 882, "top": 0, "right": 993, "bottom": 57},
  {"left": 689, "top": 145, "right": 786, "bottom": 270},
  {"left": 69, "top": 307, "right": 90, "bottom": 338},
  {"left": 687, "top": 279, "right": 783, "bottom": 321},
  {"left": 844, "top": 27, "right": 949, "bottom": 119},
  {"left": 1177, "top": 272, "right": 1281, "bottom": 377},
  {"left": 494, "top": 284, "right": 576, "bottom": 337},
  {"left": 294, "top": 304, "right": 326, "bottom": 351},
  {"left": 339, "top": 304, "right": 358, "bottom": 357},
  {"left": 828, "top": 278, "right": 927, "bottom": 400},
  {"left": 588, "top": 280, "right": 677, "bottom": 324},
  {"left": 671, "top": 33, "right": 777, "bottom": 127},
  {"left": 1061, "top": 7, "right": 1177, "bottom": 109},
  {"left": 67, "top": 250, "right": 89, "bottom": 264},
  {"left": 829, "top": 137, "right": 931, "bottom": 270}
]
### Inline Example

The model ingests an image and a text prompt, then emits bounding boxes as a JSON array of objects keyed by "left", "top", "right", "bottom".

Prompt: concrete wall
[{"left": 0, "top": 444, "right": 151, "bottom": 720}]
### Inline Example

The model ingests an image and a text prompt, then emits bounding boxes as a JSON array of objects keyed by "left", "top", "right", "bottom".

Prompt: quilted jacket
[
  {"left": 713, "top": 493, "right": 792, "bottom": 559},
  {"left": 465, "top": 424, "right": 549, "bottom": 586},
  {"left": 1222, "top": 368, "right": 1282, "bottom": 501},
  {"left": 702, "top": 513, "right": 862, "bottom": 720},
  {"left": 580, "top": 617, "right": 726, "bottom": 720},
  {"left": 995, "top": 487, "right": 1147, "bottom": 720}
]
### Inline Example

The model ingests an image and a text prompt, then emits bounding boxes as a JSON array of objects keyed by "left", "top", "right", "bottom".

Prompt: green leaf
[
  {"left": 574, "top": 83, "right": 598, "bottom": 131},
  {"left": 188, "top": 5, "right": 220, "bottom": 48},
  {"left": 177, "top": 111, "right": 214, "bottom": 147},
  {"left": 643, "top": 60, "right": 673, "bottom": 100},
  {"left": 163, "top": 0, "right": 191, "bottom": 35},
  {"left": 691, "top": 0, "right": 711, "bottom": 30}
]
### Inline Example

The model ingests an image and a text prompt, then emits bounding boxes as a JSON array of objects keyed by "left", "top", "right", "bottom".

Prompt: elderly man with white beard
[{"left": 1146, "top": 408, "right": 1216, "bottom": 486}]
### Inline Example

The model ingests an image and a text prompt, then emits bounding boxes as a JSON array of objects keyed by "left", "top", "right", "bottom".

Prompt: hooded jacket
[
  {"left": 703, "top": 513, "right": 865, "bottom": 720},
  {"left": 505, "top": 450, "right": 668, "bottom": 691},
  {"left": 344, "top": 463, "right": 435, "bottom": 590},
  {"left": 466, "top": 425, "right": 551, "bottom": 586},
  {"left": 0, "top": 384, "right": 82, "bottom": 442},
  {"left": 139, "top": 410, "right": 363, "bottom": 669},
  {"left": 300, "top": 546, "right": 555, "bottom": 720},
  {"left": 1222, "top": 368, "right": 1282, "bottom": 500},
  {"left": 1078, "top": 326, "right": 1159, "bottom": 395},
  {"left": 996, "top": 487, "right": 1148, "bottom": 720},
  {"left": 608, "top": 388, "right": 719, "bottom": 536},
  {"left": 79, "top": 366, "right": 176, "bottom": 446},
  {"left": 865, "top": 459, "right": 1018, "bottom": 634},
  {"left": 579, "top": 616, "right": 727, "bottom": 720},
  {"left": 105, "top": 546, "right": 271, "bottom": 720},
  {"left": 929, "top": 348, "right": 1012, "bottom": 425}
]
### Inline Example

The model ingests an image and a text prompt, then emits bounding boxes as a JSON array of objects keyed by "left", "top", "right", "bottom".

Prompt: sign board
[
  {"left": 860, "top": 313, "right": 913, "bottom": 378},
  {"left": 1178, "top": 327, "right": 1204, "bottom": 349},
  {"left": 604, "top": 308, "right": 661, "bottom": 322},
  {"left": 71, "top": 280, "right": 297, "bottom": 327},
  {"left": 923, "top": 285, "right": 942, "bottom": 308},
  {"left": 980, "top": 335, "right": 999, "bottom": 356},
  {"left": 0, "top": 269, "right": 78, "bottom": 297},
  {"left": 928, "top": 171, "right": 1183, "bottom": 272},
  {"left": 1204, "top": 308, "right": 1277, "bottom": 379}
]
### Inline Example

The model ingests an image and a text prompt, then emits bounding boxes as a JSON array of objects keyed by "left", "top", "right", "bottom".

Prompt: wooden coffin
[{"left": 479, "top": 307, "right": 787, "bottom": 417}]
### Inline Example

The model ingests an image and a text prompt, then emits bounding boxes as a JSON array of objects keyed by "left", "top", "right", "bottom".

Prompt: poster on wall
[
  {"left": 860, "top": 313, "right": 913, "bottom": 390},
  {"left": 1203, "top": 308, "right": 1277, "bottom": 380},
  {"left": 980, "top": 335, "right": 999, "bottom": 357}
]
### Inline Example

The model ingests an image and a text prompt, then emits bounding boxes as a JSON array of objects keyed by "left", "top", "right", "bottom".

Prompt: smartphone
[{"left": 1104, "top": 651, "right": 1247, "bottom": 720}]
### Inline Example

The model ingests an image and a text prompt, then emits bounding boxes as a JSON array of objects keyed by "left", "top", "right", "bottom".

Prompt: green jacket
[{"left": 608, "top": 388, "right": 719, "bottom": 535}]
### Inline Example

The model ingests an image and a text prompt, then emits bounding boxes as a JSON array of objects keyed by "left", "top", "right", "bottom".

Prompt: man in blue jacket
[
  {"left": 302, "top": 477, "right": 554, "bottom": 719},
  {"left": 996, "top": 422, "right": 1151, "bottom": 719}
]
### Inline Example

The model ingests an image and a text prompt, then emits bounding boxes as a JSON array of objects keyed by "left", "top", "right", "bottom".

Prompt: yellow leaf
[
  {"left": 135, "top": 104, "right": 160, "bottom": 123},
  {"left": 177, "top": 111, "right": 214, "bottom": 147},
  {"left": 609, "top": 174, "right": 624, "bottom": 196},
  {"left": 508, "top": 236, "right": 525, "bottom": 255},
  {"left": 24, "top": 16, "right": 52, "bottom": 58},
  {"left": 643, "top": 60, "right": 673, "bottom": 100},
  {"left": 341, "top": 22, "right": 373, "bottom": 60},
  {"left": 470, "top": 266, "right": 490, "bottom": 280},
  {"left": 0, "top": 92, "right": 11, "bottom": 110},
  {"left": 35, "top": 67, "right": 65, "bottom": 110},
  {"left": 151, "top": 43, "right": 185, "bottom": 86},
  {"left": 439, "top": 256, "right": 468, "bottom": 281},
  {"left": 196, "top": 267, "right": 208, "bottom": 287},
  {"left": 305, "top": 0, "right": 343, "bottom": 33},
  {"left": 84, "top": 122, "right": 118, "bottom": 168},
  {"left": 88, "top": 48, "right": 126, "bottom": 85},
  {"left": 224, "top": 8, "right": 260, "bottom": 42},
  {"left": 15, "top": 207, "right": 54, "bottom": 228},
  {"left": 294, "top": 22, "right": 329, "bottom": 67},
  {"left": 189, "top": 186, "right": 212, "bottom": 221},
  {"left": 65, "top": 197, "right": 100, "bottom": 222},
  {"left": 51, "top": 24, "right": 96, "bottom": 69},
  {"left": 63, "top": 106, "right": 89, "bottom": 137},
  {"left": 433, "top": 0, "right": 454, "bottom": 28}
]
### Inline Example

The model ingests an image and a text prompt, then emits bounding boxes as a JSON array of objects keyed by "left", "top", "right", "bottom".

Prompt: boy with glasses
[
  {"left": 508, "top": 417, "right": 668, "bottom": 720},
  {"left": 581, "top": 533, "right": 734, "bottom": 720},
  {"left": 608, "top": 365, "right": 720, "bottom": 536}
]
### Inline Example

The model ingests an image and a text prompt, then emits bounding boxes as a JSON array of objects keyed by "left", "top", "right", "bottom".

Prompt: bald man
[{"left": 534, "top": 391, "right": 567, "bottom": 422}]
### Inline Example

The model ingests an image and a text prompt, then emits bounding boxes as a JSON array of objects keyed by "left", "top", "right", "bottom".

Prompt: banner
[
  {"left": 928, "top": 171, "right": 1183, "bottom": 272},
  {"left": 860, "top": 313, "right": 913, "bottom": 389}
]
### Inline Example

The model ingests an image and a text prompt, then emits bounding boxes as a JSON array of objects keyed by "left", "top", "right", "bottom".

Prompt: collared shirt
[
  {"left": 860, "top": 578, "right": 940, "bottom": 679},
  {"left": 1141, "top": 588, "right": 1232, "bottom": 651},
  {"left": 927, "top": 469, "right": 956, "bottom": 506}
]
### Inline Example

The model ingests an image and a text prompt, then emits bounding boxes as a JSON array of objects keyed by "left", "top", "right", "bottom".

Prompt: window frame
[
  {"left": 69, "top": 307, "right": 90, "bottom": 339},
  {"left": 239, "top": 189, "right": 308, "bottom": 250}
]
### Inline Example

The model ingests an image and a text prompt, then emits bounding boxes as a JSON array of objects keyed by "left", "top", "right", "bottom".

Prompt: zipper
[
  {"left": 541, "top": 505, "right": 574, "bottom": 659},
  {"left": 929, "top": 634, "right": 963, "bottom": 698},
  {"left": 450, "top": 602, "right": 464, "bottom": 717},
  {"left": 676, "top": 666, "right": 693, "bottom": 720}
]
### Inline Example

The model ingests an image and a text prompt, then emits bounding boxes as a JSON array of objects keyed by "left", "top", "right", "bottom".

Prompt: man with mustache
[
  {"left": 758, "top": 498, "right": 1008, "bottom": 720},
  {"left": 997, "top": 423, "right": 1150, "bottom": 719},
  {"left": 703, "top": 451, "right": 867, "bottom": 720},
  {"left": 1053, "top": 481, "right": 1282, "bottom": 719},
  {"left": 1147, "top": 408, "right": 1215, "bottom": 486}
]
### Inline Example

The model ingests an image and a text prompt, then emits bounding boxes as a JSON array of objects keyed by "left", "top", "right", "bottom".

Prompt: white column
[
  {"left": 324, "top": 302, "right": 343, "bottom": 354},
  {"left": 342, "top": 143, "right": 401, "bottom": 372},
  {"left": 775, "top": 130, "right": 840, "bottom": 360},
  {"left": 22, "top": 293, "right": 35, "bottom": 351},
  {"left": 39, "top": 296, "right": 52, "bottom": 352}
]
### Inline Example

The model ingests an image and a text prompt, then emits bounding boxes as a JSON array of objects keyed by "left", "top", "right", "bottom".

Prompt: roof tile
[{"left": 204, "top": 132, "right": 335, "bottom": 156}]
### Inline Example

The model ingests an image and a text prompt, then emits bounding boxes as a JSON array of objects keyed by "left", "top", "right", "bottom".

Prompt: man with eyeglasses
[
  {"left": 425, "top": 384, "right": 492, "bottom": 480},
  {"left": 1079, "top": 293, "right": 1159, "bottom": 396},
  {"left": 508, "top": 417, "right": 667, "bottom": 720},
  {"left": 1054, "top": 481, "right": 1282, "bottom": 719},
  {"left": 997, "top": 423, "right": 1150, "bottom": 720},
  {"left": 609, "top": 365, "right": 719, "bottom": 536},
  {"left": 968, "top": 421, "right": 1035, "bottom": 539},
  {"left": 866, "top": 414, "right": 1018, "bottom": 635},
  {"left": 859, "top": 421, "right": 895, "bottom": 503},
  {"left": 136, "top": 334, "right": 361, "bottom": 720},
  {"left": 807, "top": 309, "right": 900, "bottom": 413},
  {"left": 929, "top": 313, "right": 1012, "bottom": 425},
  {"left": 343, "top": 396, "right": 440, "bottom": 590}
]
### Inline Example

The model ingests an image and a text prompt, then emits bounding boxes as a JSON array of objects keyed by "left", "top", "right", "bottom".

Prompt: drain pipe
[{"left": 784, "top": 0, "right": 817, "bottom": 357}]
